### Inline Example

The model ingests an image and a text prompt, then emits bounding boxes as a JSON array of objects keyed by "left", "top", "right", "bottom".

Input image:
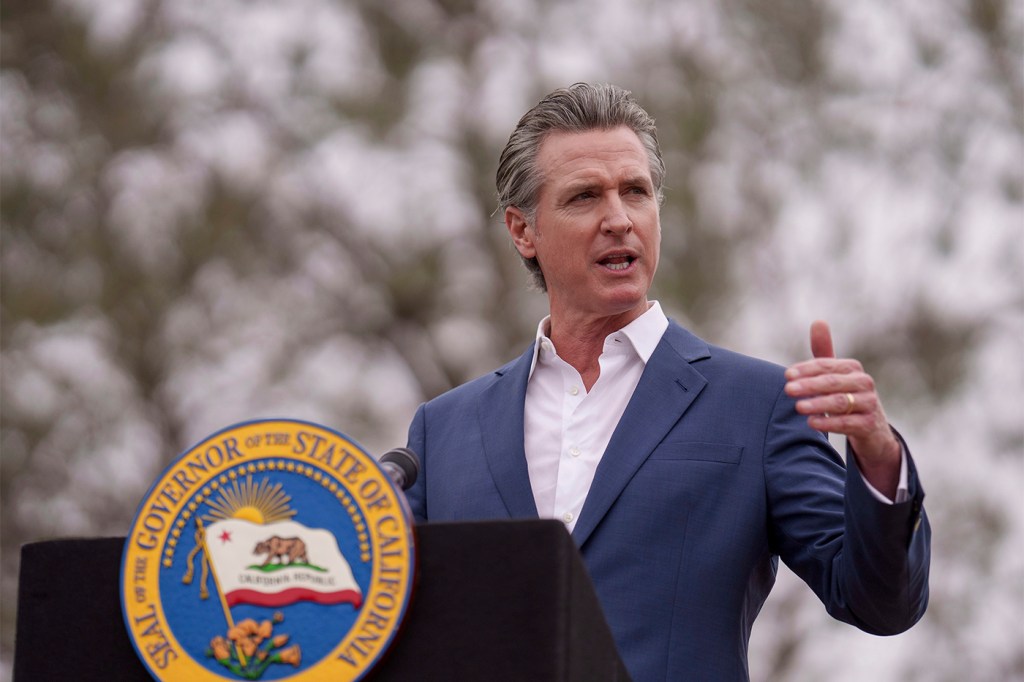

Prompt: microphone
[{"left": 378, "top": 447, "right": 420, "bottom": 491}]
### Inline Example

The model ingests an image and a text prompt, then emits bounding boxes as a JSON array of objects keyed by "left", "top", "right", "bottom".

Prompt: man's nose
[{"left": 601, "top": 195, "right": 633, "bottom": 234}]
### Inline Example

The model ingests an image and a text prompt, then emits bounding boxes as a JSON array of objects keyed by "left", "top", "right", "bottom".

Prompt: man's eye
[
  {"left": 573, "top": 191, "right": 595, "bottom": 201},
  {"left": 627, "top": 186, "right": 649, "bottom": 196}
]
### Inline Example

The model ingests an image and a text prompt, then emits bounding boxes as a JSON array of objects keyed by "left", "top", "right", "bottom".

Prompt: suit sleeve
[
  {"left": 764, "top": 385, "right": 931, "bottom": 635},
  {"left": 405, "top": 403, "right": 429, "bottom": 523}
]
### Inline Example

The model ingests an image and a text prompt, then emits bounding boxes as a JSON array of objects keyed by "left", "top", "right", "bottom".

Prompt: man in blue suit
[{"left": 405, "top": 83, "right": 930, "bottom": 681}]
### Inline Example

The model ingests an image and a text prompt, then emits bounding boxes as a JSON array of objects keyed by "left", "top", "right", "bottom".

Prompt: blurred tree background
[{"left": 2, "top": 0, "right": 1021, "bottom": 679}]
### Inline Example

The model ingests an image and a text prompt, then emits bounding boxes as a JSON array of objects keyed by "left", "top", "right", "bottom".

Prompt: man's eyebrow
[
  {"left": 558, "top": 180, "right": 600, "bottom": 197},
  {"left": 621, "top": 175, "right": 653, "bottom": 188}
]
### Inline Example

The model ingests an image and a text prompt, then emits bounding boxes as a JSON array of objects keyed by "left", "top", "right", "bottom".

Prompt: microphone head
[{"left": 379, "top": 447, "right": 420, "bottom": 490}]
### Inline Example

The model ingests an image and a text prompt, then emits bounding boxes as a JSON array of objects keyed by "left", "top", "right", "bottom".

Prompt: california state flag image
[{"left": 204, "top": 518, "right": 362, "bottom": 609}]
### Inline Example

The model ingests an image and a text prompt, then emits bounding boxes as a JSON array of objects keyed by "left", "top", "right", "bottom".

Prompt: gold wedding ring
[{"left": 841, "top": 392, "right": 855, "bottom": 415}]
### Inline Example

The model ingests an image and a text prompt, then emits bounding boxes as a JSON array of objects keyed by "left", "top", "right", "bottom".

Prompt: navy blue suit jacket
[{"left": 405, "top": 321, "right": 930, "bottom": 681}]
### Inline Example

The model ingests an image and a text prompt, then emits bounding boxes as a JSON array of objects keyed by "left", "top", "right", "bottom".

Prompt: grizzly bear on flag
[{"left": 253, "top": 536, "right": 308, "bottom": 567}]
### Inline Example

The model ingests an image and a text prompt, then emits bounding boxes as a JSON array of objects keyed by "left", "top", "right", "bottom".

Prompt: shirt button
[
  {"left": 562, "top": 512, "right": 574, "bottom": 524},
  {"left": 569, "top": 447, "right": 581, "bottom": 457},
  {"left": 569, "top": 386, "right": 579, "bottom": 396}
]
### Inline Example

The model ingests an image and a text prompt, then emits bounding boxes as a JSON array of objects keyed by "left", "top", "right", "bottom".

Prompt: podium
[{"left": 15, "top": 520, "right": 631, "bottom": 681}]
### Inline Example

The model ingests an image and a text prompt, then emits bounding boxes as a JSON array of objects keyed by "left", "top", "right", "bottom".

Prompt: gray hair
[{"left": 495, "top": 83, "right": 666, "bottom": 290}]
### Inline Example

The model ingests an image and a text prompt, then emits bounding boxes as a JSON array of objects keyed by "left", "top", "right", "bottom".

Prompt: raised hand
[{"left": 785, "top": 320, "right": 901, "bottom": 498}]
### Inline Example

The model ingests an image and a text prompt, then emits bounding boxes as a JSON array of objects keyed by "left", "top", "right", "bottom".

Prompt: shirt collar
[{"left": 527, "top": 301, "right": 669, "bottom": 378}]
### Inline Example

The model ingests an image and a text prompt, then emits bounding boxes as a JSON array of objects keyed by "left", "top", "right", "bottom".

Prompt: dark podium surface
[{"left": 15, "top": 520, "right": 631, "bottom": 681}]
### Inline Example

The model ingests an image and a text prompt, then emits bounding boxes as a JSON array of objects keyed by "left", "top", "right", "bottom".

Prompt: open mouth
[{"left": 599, "top": 254, "right": 636, "bottom": 271}]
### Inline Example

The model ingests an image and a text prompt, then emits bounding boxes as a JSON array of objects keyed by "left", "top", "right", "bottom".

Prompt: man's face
[{"left": 506, "top": 126, "right": 661, "bottom": 325}]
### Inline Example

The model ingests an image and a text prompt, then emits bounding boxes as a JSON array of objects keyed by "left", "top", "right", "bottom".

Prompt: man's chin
[{"left": 594, "top": 290, "right": 650, "bottom": 319}]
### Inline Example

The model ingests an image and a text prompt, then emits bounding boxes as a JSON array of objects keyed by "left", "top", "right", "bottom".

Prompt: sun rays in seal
[{"left": 204, "top": 476, "right": 295, "bottom": 525}]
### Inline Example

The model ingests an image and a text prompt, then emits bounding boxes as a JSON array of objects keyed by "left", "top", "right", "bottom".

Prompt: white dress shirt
[
  {"left": 523, "top": 301, "right": 907, "bottom": 533},
  {"left": 524, "top": 302, "right": 667, "bottom": 532}
]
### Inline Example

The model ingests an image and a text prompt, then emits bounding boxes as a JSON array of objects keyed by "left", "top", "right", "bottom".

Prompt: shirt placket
[{"left": 554, "top": 362, "right": 586, "bottom": 529}]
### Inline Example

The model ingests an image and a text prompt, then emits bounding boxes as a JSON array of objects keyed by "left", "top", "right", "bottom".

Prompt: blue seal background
[{"left": 160, "top": 465, "right": 374, "bottom": 680}]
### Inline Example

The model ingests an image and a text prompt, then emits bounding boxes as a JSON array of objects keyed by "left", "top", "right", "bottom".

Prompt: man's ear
[{"left": 505, "top": 207, "right": 536, "bottom": 258}]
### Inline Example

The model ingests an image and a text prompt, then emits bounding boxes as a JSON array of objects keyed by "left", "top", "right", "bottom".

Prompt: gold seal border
[{"left": 121, "top": 420, "right": 415, "bottom": 682}]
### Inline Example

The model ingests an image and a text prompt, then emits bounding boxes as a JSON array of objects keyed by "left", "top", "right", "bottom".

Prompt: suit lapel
[
  {"left": 477, "top": 344, "right": 540, "bottom": 519},
  {"left": 572, "top": 323, "right": 711, "bottom": 547}
]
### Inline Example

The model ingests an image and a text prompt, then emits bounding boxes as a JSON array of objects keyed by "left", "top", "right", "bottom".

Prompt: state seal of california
[{"left": 121, "top": 419, "right": 415, "bottom": 681}]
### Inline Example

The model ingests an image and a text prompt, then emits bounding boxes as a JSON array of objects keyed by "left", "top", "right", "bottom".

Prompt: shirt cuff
[{"left": 860, "top": 443, "right": 909, "bottom": 504}]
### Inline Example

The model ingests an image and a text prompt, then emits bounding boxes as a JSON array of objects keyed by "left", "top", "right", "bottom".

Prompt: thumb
[{"left": 810, "top": 320, "right": 835, "bottom": 359}]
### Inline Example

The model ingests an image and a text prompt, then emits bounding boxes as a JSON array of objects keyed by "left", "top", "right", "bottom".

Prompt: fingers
[
  {"left": 805, "top": 408, "right": 882, "bottom": 437},
  {"left": 785, "top": 321, "right": 899, "bottom": 469},
  {"left": 785, "top": 319, "right": 877, "bottom": 435},
  {"left": 785, "top": 364, "right": 871, "bottom": 394},
  {"left": 809, "top": 320, "right": 834, "bottom": 359},
  {"left": 790, "top": 389, "right": 878, "bottom": 419}
]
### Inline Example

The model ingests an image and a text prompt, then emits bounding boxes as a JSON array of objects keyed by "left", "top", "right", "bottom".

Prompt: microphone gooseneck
[{"left": 379, "top": 447, "right": 420, "bottom": 491}]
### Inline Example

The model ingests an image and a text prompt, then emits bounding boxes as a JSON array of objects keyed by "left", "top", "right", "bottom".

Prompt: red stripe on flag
[{"left": 225, "top": 588, "right": 362, "bottom": 609}]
